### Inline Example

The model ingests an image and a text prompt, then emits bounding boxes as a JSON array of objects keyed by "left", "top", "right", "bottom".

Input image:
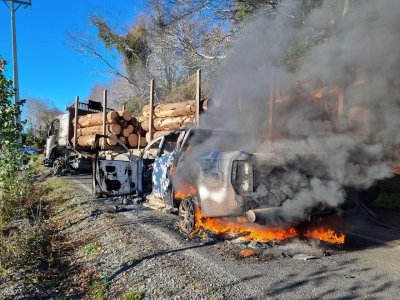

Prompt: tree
[
  {"left": 0, "top": 57, "right": 26, "bottom": 218},
  {"left": 69, "top": 1, "right": 236, "bottom": 113},
  {"left": 0, "top": 58, "right": 23, "bottom": 146},
  {"left": 24, "top": 98, "right": 62, "bottom": 147}
]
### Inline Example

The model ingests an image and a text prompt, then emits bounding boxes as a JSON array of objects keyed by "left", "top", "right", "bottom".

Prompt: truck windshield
[{"left": 48, "top": 120, "right": 60, "bottom": 137}]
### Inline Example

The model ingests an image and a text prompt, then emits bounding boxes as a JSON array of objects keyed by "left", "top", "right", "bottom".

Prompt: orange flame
[
  {"left": 304, "top": 228, "right": 345, "bottom": 244},
  {"left": 240, "top": 249, "right": 257, "bottom": 258},
  {"left": 195, "top": 208, "right": 345, "bottom": 244},
  {"left": 195, "top": 208, "right": 298, "bottom": 242},
  {"left": 174, "top": 184, "right": 197, "bottom": 200}
]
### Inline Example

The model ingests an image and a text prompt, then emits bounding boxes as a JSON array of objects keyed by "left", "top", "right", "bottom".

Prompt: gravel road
[{"left": 56, "top": 174, "right": 400, "bottom": 300}]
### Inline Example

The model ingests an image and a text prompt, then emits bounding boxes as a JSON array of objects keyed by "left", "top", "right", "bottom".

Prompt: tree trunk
[
  {"left": 141, "top": 115, "right": 195, "bottom": 131},
  {"left": 142, "top": 99, "right": 212, "bottom": 118},
  {"left": 118, "top": 110, "right": 132, "bottom": 121},
  {"left": 146, "top": 131, "right": 171, "bottom": 143},
  {"left": 77, "top": 134, "right": 118, "bottom": 147},
  {"left": 119, "top": 136, "right": 127, "bottom": 145},
  {"left": 129, "top": 117, "right": 138, "bottom": 128},
  {"left": 76, "top": 111, "right": 119, "bottom": 128},
  {"left": 122, "top": 125, "right": 134, "bottom": 137},
  {"left": 139, "top": 135, "right": 147, "bottom": 148},
  {"left": 119, "top": 119, "right": 128, "bottom": 128},
  {"left": 77, "top": 123, "right": 121, "bottom": 136},
  {"left": 128, "top": 133, "right": 138, "bottom": 148}
]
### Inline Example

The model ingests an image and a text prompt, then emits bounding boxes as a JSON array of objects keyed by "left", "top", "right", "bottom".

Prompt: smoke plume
[{"left": 198, "top": 0, "right": 400, "bottom": 225}]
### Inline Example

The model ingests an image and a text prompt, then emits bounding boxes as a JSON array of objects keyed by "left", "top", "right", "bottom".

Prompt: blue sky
[{"left": 0, "top": 0, "right": 143, "bottom": 111}]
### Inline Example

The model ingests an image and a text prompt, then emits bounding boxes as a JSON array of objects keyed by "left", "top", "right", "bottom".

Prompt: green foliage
[
  {"left": 0, "top": 58, "right": 24, "bottom": 144},
  {"left": 82, "top": 242, "right": 100, "bottom": 258},
  {"left": 123, "top": 290, "right": 145, "bottom": 300},
  {"left": 0, "top": 57, "right": 47, "bottom": 276},
  {"left": 0, "top": 57, "right": 30, "bottom": 224},
  {"left": 373, "top": 193, "right": 400, "bottom": 211},
  {"left": 0, "top": 222, "right": 48, "bottom": 270},
  {"left": 91, "top": 16, "right": 150, "bottom": 72},
  {"left": 87, "top": 278, "right": 109, "bottom": 300}
]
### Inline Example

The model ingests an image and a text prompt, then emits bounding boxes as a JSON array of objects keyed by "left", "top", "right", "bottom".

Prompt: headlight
[{"left": 231, "top": 160, "right": 253, "bottom": 196}]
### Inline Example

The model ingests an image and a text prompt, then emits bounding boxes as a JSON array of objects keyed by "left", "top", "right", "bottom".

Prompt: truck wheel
[
  {"left": 178, "top": 198, "right": 196, "bottom": 236},
  {"left": 52, "top": 158, "right": 64, "bottom": 175}
]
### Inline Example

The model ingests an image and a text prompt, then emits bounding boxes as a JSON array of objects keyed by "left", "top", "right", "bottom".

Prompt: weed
[
  {"left": 210, "top": 286, "right": 220, "bottom": 293},
  {"left": 87, "top": 278, "right": 109, "bottom": 300},
  {"left": 0, "top": 267, "right": 10, "bottom": 278},
  {"left": 373, "top": 193, "right": 400, "bottom": 210},
  {"left": 82, "top": 242, "right": 100, "bottom": 258},
  {"left": 123, "top": 290, "right": 145, "bottom": 300}
]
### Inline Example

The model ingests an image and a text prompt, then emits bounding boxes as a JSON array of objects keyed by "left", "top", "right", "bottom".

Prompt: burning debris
[{"left": 193, "top": 208, "right": 345, "bottom": 245}]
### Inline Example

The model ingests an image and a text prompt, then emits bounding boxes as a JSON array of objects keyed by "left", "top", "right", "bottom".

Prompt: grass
[
  {"left": 86, "top": 279, "right": 109, "bottom": 300},
  {"left": 0, "top": 154, "right": 84, "bottom": 296},
  {"left": 123, "top": 290, "right": 145, "bottom": 300},
  {"left": 372, "top": 175, "right": 400, "bottom": 211},
  {"left": 82, "top": 242, "right": 100, "bottom": 258},
  {"left": 372, "top": 193, "right": 400, "bottom": 211},
  {"left": 39, "top": 177, "right": 76, "bottom": 203}
]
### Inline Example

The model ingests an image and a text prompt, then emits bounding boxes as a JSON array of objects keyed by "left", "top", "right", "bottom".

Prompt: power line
[{"left": 2, "top": 0, "right": 31, "bottom": 143}]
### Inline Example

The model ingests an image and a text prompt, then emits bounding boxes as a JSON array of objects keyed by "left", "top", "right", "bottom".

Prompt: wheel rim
[
  {"left": 52, "top": 158, "right": 63, "bottom": 175},
  {"left": 179, "top": 199, "right": 195, "bottom": 235}
]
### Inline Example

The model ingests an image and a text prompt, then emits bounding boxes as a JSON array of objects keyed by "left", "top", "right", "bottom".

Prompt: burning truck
[
  {"left": 92, "top": 83, "right": 379, "bottom": 241},
  {"left": 93, "top": 126, "right": 352, "bottom": 244}
]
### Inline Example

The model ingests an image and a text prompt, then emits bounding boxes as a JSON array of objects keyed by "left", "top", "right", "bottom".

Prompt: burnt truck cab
[
  {"left": 44, "top": 113, "right": 69, "bottom": 166},
  {"left": 44, "top": 100, "right": 108, "bottom": 172},
  {"left": 93, "top": 129, "right": 199, "bottom": 198},
  {"left": 93, "top": 128, "right": 241, "bottom": 198},
  {"left": 93, "top": 128, "right": 303, "bottom": 233}
]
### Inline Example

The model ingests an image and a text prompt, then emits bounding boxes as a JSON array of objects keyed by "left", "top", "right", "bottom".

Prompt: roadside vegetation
[
  {"left": 0, "top": 57, "right": 78, "bottom": 297},
  {"left": 374, "top": 176, "right": 400, "bottom": 211}
]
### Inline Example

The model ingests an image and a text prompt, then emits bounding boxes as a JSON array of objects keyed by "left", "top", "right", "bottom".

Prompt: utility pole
[{"left": 2, "top": 0, "right": 31, "bottom": 141}]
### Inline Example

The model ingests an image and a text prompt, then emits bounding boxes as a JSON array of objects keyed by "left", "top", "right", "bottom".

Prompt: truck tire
[
  {"left": 52, "top": 158, "right": 64, "bottom": 175},
  {"left": 178, "top": 198, "right": 196, "bottom": 236}
]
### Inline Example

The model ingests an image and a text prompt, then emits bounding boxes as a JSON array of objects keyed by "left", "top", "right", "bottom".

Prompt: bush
[{"left": 0, "top": 57, "right": 44, "bottom": 273}]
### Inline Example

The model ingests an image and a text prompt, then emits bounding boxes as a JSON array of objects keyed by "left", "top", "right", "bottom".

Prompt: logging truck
[
  {"left": 44, "top": 97, "right": 141, "bottom": 173},
  {"left": 44, "top": 100, "right": 106, "bottom": 172}
]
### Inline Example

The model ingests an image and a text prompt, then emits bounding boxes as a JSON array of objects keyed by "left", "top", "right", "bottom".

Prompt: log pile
[
  {"left": 74, "top": 110, "right": 146, "bottom": 149},
  {"left": 140, "top": 99, "right": 210, "bottom": 143}
]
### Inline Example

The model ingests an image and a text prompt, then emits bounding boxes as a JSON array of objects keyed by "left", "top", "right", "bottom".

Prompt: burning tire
[{"left": 178, "top": 198, "right": 196, "bottom": 235}]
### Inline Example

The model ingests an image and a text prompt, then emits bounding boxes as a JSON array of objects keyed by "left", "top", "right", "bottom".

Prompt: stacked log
[
  {"left": 74, "top": 110, "right": 141, "bottom": 149},
  {"left": 140, "top": 99, "right": 210, "bottom": 142},
  {"left": 75, "top": 111, "right": 119, "bottom": 127}
]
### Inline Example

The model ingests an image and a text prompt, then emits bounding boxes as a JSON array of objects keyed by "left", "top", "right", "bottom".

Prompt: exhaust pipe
[{"left": 246, "top": 207, "right": 285, "bottom": 226}]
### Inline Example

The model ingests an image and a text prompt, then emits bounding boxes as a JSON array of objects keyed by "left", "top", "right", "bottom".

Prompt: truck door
[
  {"left": 152, "top": 132, "right": 182, "bottom": 199},
  {"left": 45, "top": 118, "right": 60, "bottom": 165},
  {"left": 93, "top": 135, "right": 138, "bottom": 197},
  {"left": 137, "top": 136, "right": 163, "bottom": 195}
]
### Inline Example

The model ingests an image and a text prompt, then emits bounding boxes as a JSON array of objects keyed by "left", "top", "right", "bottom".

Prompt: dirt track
[
  {"left": 53, "top": 174, "right": 399, "bottom": 299},
  {"left": 3, "top": 173, "right": 399, "bottom": 299}
]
